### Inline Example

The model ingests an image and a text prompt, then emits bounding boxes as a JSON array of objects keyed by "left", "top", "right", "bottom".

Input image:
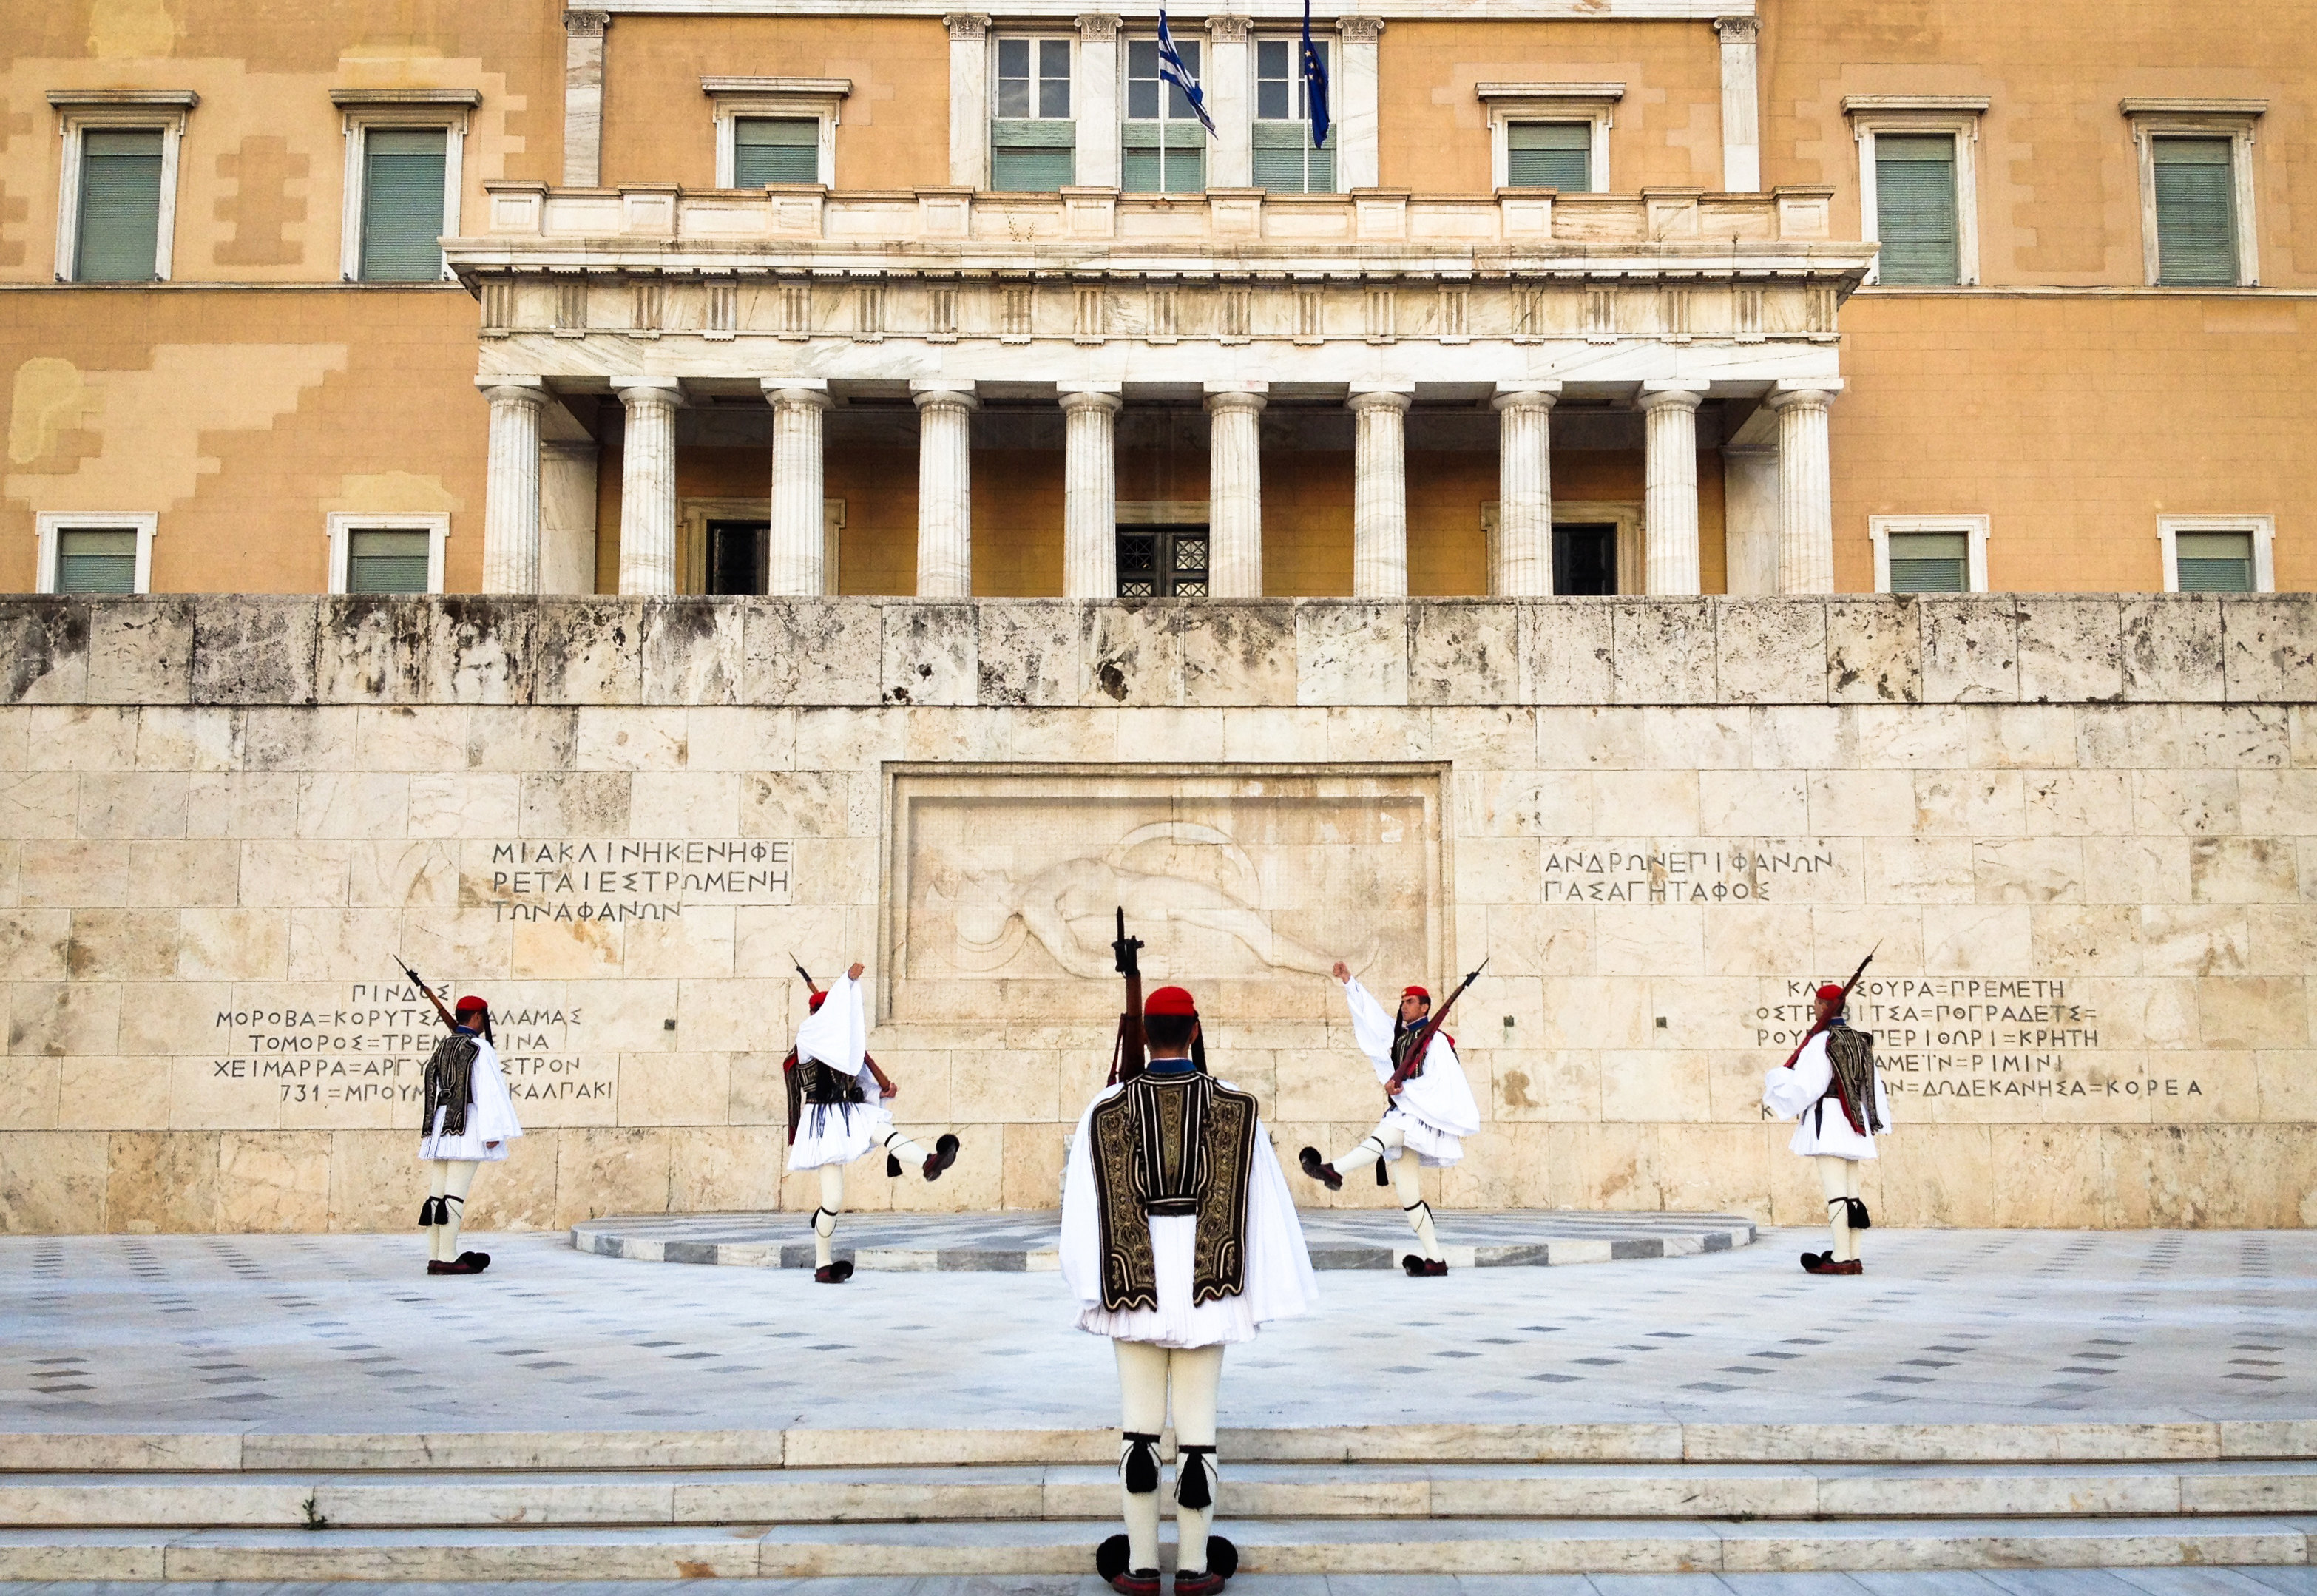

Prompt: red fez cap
[
  {"left": 1814, "top": 984, "right": 1845, "bottom": 1004},
  {"left": 1402, "top": 985, "right": 1431, "bottom": 1002},
  {"left": 1144, "top": 986, "right": 1197, "bottom": 1018},
  {"left": 455, "top": 995, "right": 487, "bottom": 1015},
  {"left": 808, "top": 990, "right": 829, "bottom": 1012}
]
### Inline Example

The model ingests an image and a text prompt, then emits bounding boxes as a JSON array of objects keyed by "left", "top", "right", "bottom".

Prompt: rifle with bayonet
[
  {"left": 395, "top": 954, "right": 489, "bottom": 1045},
  {"left": 1387, "top": 956, "right": 1489, "bottom": 1096},
  {"left": 1106, "top": 907, "right": 1146, "bottom": 1087},
  {"left": 1775, "top": 943, "right": 1881, "bottom": 1129}
]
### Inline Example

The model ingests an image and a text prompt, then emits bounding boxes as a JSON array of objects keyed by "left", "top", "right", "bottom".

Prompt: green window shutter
[
  {"left": 346, "top": 529, "right": 434, "bottom": 595},
  {"left": 1122, "top": 121, "right": 1163, "bottom": 192},
  {"left": 54, "top": 527, "right": 140, "bottom": 594},
  {"left": 1506, "top": 122, "right": 1589, "bottom": 191},
  {"left": 2174, "top": 530, "right": 2255, "bottom": 593},
  {"left": 359, "top": 128, "right": 449, "bottom": 283},
  {"left": 989, "top": 118, "right": 1075, "bottom": 190},
  {"left": 75, "top": 129, "right": 164, "bottom": 283},
  {"left": 1875, "top": 134, "right": 1959, "bottom": 285},
  {"left": 733, "top": 118, "right": 819, "bottom": 185},
  {"left": 1254, "top": 120, "right": 1330, "bottom": 193},
  {"left": 1886, "top": 530, "right": 1970, "bottom": 594},
  {"left": 2154, "top": 137, "right": 2238, "bottom": 287}
]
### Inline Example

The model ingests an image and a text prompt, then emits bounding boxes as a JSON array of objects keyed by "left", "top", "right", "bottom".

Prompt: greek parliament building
[{"left": 0, "top": 0, "right": 2312, "bottom": 1240}]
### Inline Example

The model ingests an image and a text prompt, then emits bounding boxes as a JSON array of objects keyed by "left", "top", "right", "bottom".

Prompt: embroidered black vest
[
  {"left": 1821, "top": 1027, "right": 1883, "bottom": 1135},
  {"left": 1086, "top": 1070, "right": 1259, "bottom": 1313},
  {"left": 422, "top": 1034, "right": 479, "bottom": 1137},
  {"left": 783, "top": 1052, "right": 868, "bottom": 1143}
]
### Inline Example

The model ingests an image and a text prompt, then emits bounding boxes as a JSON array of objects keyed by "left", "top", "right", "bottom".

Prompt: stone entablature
[{"left": 3, "top": 595, "right": 2308, "bottom": 711}]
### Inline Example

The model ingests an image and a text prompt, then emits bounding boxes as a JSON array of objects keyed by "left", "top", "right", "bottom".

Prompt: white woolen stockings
[
  {"left": 1328, "top": 1121, "right": 1443, "bottom": 1262},
  {"left": 814, "top": 1163, "right": 844, "bottom": 1269},
  {"left": 427, "top": 1160, "right": 481, "bottom": 1262},
  {"left": 882, "top": 1129, "right": 928, "bottom": 1166},
  {"left": 1114, "top": 1339, "right": 1225, "bottom": 1575},
  {"left": 1816, "top": 1153, "right": 1864, "bottom": 1262}
]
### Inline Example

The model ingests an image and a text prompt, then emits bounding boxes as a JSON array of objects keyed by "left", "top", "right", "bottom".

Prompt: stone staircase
[{"left": 1, "top": 1422, "right": 2313, "bottom": 1580}]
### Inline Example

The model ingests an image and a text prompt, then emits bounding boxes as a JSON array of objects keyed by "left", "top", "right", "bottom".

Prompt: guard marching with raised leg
[
  {"left": 1763, "top": 970, "right": 1891, "bottom": 1277},
  {"left": 785, "top": 960, "right": 961, "bottom": 1284},
  {"left": 1298, "top": 961, "right": 1481, "bottom": 1277}
]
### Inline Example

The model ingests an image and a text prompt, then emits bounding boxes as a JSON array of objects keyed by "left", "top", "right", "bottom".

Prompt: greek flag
[
  {"left": 1300, "top": 0, "right": 1331, "bottom": 149},
  {"left": 1157, "top": 11, "right": 1216, "bottom": 135}
]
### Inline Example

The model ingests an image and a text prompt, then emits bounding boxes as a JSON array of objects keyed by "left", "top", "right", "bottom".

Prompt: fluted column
[
  {"left": 913, "top": 382, "right": 978, "bottom": 598},
  {"left": 1640, "top": 382, "right": 1707, "bottom": 596},
  {"left": 1061, "top": 387, "right": 1122, "bottom": 599},
  {"left": 763, "top": 381, "right": 831, "bottom": 596},
  {"left": 478, "top": 378, "right": 547, "bottom": 593},
  {"left": 1349, "top": 388, "right": 1411, "bottom": 598},
  {"left": 1492, "top": 385, "right": 1558, "bottom": 595},
  {"left": 1205, "top": 386, "right": 1267, "bottom": 598},
  {"left": 616, "top": 382, "right": 682, "bottom": 595},
  {"left": 1770, "top": 385, "right": 1838, "bottom": 594}
]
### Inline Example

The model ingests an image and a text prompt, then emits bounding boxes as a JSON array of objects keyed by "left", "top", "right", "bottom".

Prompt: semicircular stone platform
[{"left": 570, "top": 1209, "right": 1757, "bottom": 1272}]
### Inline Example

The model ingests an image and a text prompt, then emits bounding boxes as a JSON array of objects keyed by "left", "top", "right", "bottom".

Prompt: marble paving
[
  {"left": 569, "top": 1209, "right": 1758, "bottom": 1271},
  {"left": 1, "top": 1227, "right": 2310, "bottom": 1436}
]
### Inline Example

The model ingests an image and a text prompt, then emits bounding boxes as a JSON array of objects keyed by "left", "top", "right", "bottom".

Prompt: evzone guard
[
  {"left": 1762, "top": 953, "right": 1891, "bottom": 1277},
  {"left": 1062, "top": 913, "right": 1316, "bottom": 1595},
  {"left": 785, "top": 960, "right": 961, "bottom": 1284},
  {"left": 1297, "top": 959, "right": 1484, "bottom": 1277},
  {"left": 399, "top": 960, "right": 522, "bottom": 1278}
]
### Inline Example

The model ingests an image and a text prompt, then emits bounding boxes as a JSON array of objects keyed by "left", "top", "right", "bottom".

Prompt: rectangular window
[
  {"left": 2173, "top": 530, "right": 2256, "bottom": 593},
  {"left": 1885, "top": 530, "right": 1970, "bottom": 593},
  {"left": 1117, "top": 526, "right": 1208, "bottom": 597},
  {"left": 1552, "top": 523, "right": 1619, "bottom": 596},
  {"left": 1506, "top": 121, "right": 1589, "bottom": 191},
  {"left": 733, "top": 117, "right": 819, "bottom": 186},
  {"left": 74, "top": 129, "right": 164, "bottom": 283},
  {"left": 345, "top": 528, "right": 436, "bottom": 594},
  {"left": 991, "top": 37, "right": 1075, "bottom": 190},
  {"left": 2153, "top": 135, "right": 2238, "bottom": 287},
  {"left": 359, "top": 127, "right": 450, "bottom": 283},
  {"left": 1875, "top": 133, "right": 1960, "bottom": 285},
  {"left": 1123, "top": 37, "right": 1205, "bottom": 194},
  {"left": 1254, "top": 38, "right": 1333, "bottom": 193},
  {"left": 53, "top": 527, "right": 141, "bottom": 594}
]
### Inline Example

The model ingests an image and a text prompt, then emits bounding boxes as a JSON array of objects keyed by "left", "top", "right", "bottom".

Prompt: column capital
[
  {"left": 1208, "top": 12, "right": 1251, "bottom": 40},
  {"left": 1339, "top": 14, "right": 1385, "bottom": 41},
  {"left": 1075, "top": 12, "right": 1120, "bottom": 40},
  {"left": 1060, "top": 388, "right": 1123, "bottom": 415},
  {"left": 1715, "top": 16, "right": 1760, "bottom": 43},
  {"left": 477, "top": 376, "right": 549, "bottom": 407},
  {"left": 1491, "top": 383, "right": 1560, "bottom": 411},
  {"left": 564, "top": 8, "right": 610, "bottom": 36},
  {"left": 1204, "top": 389, "right": 1267, "bottom": 416},
  {"left": 1768, "top": 380, "right": 1841, "bottom": 410},
  {"left": 1638, "top": 380, "right": 1708, "bottom": 413},
  {"left": 944, "top": 12, "right": 990, "bottom": 39},
  {"left": 765, "top": 387, "right": 833, "bottom": 412},
  {"left": 1347, "top": 389, "right": 1412, "bottom": 414},
  {"left": 617, "top": 379, "right": 685, "bottom": 408},
  {"left": 913, "top": 381, "right": 981, "bottom": 412}
]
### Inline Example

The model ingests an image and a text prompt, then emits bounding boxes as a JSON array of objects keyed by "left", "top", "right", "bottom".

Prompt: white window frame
[
  {"left": 1476, "top": 83, "right": 1620, "bottom": 194},
  {"left": 2159, "top": 515, "right": 2275, "bottom": 595},
  {"left": 992, "top": 33, "right": 1076, "bottom": 121},
  {"left": 35, "top": 511, "right": 155, "bottom": 595},
  {"left": 333, "top": 89, "right": 479, "bottom": 284},
  {"left": 327, "top": 512, "right": 449, "bottom": 595},
  {"left": 703, "top": 77, "right": 849, "bottom": 189},
  {"left": 1251, "top": 33, "right": 1342, "bottom": 195},
  {"left": 48, "top": 90, "right": 196, "bottom": 283},
  {"left": 2123, "top": 99, "right": 2264, "bottom": 289},
  {"left": 1870, "top": 514, "right": 1990, "bottom": 595},
  {"left": 1844, "top": 95, "right": 1987, "bottom": 288}
]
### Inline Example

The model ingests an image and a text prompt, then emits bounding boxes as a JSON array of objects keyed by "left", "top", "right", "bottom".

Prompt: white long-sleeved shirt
[
  {"left": 793, "top": 972, "right": 873, "bottom": 1089},
  {"left": 1342, "top": 976, "right": 1481, "bottom": 1140},
  {"left": 1762, "top": 1027, "right": 1892, "bottom": 1160},
  {"left": 417, "top": 1033, "right": 523, "bottom": 1162}
]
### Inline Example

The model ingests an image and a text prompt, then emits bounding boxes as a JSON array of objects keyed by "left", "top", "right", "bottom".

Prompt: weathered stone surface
[
  {"left": 640, "top": 599, "right": 743, "bottom": 708},
  {"left": 1523, "top": 602, "right": 1614, "bottom": 704},
  {"left": 1714, "top": 598, "right": 1825, "bottom": 705},
  {"left": 1612, "top": 600, "right": 1715, "bottom": 705},
  {"left": 2017, "top": 598, "right": 2124, "bottom": 704},
  {"left": 418, "top": 600, "right": 535, "bottom": 706},
  {"left": 1080, "top": 602, "right": 1178, "bottom": 706},
  {"left": 742, "top": 600, "right": 879, "bottom": 706},
  {"left": 1825, "top": 598, "right": 1921, "bottom": 703},
  {"left": 314, "top": 598, "right": 410, "bottom": 703},
  {"left": 973, "top": 601, "right": 1078, "bottom": 707},
  {"left": 192, "top": 598, "right": 317, "bottom": 706},
  {"left": 532, "top": 598, "right": 642, "bottom": 706},
  {"left": 89, "top": 597, "right": 193, "bottom": 706},
  {"left": 1410, "top": 602, "right": 1519, "bottom": 706},
  {"left": 2123, "top": 596, "right": 2226, "bottom": 703},
  {"left": 2222, "top": 596, "right": 2317, "bottom": 703},
  {"left": 882, "top": 603, "right": 976, "bottom": 707},
  {"left": 1180, "top": 603, "right": 1295, "bottom": 706},
  {"left": 1921, "top": 598, "right": 2019, "bottom": 703},
  {"left": 1297, "top": 601, "right": 1408, "bottom": 706},
  {"left": 0, "top": 599, "right": 89, "bottom": 706}
]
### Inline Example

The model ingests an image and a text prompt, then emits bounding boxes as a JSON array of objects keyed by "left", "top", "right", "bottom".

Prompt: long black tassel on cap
[
  {"left": 1120, "top": 1432, "right": 1161, "bottom": 1494},
  {"left": 1176, "top": 1444, "right": 1216, "bottom": 1509}
]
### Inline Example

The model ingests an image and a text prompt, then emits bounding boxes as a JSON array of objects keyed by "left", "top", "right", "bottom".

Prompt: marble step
[
  {"left": 17, "top": 1419, "right": 2317, "bottom": 1473},
  {"left": 5, "top": 1460, "right": 2317, "bottom": 1530},
  {"left": 0, "top": 1513, "right": 2309, "bottom": 1580}
]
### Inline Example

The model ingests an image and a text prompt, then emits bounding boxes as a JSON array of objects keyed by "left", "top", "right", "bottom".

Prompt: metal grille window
[
  {"left": 1117, "top": 526, "right": 1208, "bottom": 598},
  {"left": 1552, "top": 523, "right": 1618, "bottom": 596},
  {"left": 75, "top": 129, "right": 164, "bottom": 283},
  {"left": 1124, "top": 37, "right": 1205, "bottom": 194},
  {"left": 359, "top": 127, "right": 449, "bottom": 282},
  {"left": 1875, "top": 133, "right": 1960, "bottom": 285},
  {"left": 734, "top": 117, "right": 819, "bottom": 186},
  {"left": 345, "top": 529, "right": 435, "bottom": 594},
  {"left": 1886, "top": 530, "right": 1970, "bottom": 593},
  {"left": 54, "top": 528, "right": 140, "bottom": 594},
  {"left": 1253, "top": 38, "right": 1333, "bottom": 193},
  {"left": 992, "top": 38, "right": 1075, "bottom": 190},
  {"left": 2173, "top": 530, "right": 2255, "bottom": 593},
  {"left": 1506, "top": 121, "right": 1589, "bottom": 191},
  {"left": 2153, "top": 136, "right": 2238, "bottom": 287}
]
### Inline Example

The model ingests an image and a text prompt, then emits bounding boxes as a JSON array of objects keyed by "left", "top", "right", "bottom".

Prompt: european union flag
[
  {"left": 1157, "top": 10, "right": 1216, "bottom": 135},
  {"left": 1300, "top": 0, "right": 1331, "bottom": 149}
]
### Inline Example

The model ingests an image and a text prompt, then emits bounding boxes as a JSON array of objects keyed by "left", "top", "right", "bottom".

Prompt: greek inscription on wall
[
  {"left": 476, "top": 839, "right": 792, "bottom": 922},
  {"left": 1543, "top": 843, "right": 1839, "bottom": 904}
]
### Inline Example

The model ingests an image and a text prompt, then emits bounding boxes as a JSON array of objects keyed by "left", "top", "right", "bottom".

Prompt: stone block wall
[{"left": 0, "top": 593, "right": 2312, "bottom": 1234}]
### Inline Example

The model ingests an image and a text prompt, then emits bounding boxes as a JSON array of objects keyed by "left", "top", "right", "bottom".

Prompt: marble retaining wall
[{"left": 0, "top": 593, "right": 2312, "bottom": 1235}]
